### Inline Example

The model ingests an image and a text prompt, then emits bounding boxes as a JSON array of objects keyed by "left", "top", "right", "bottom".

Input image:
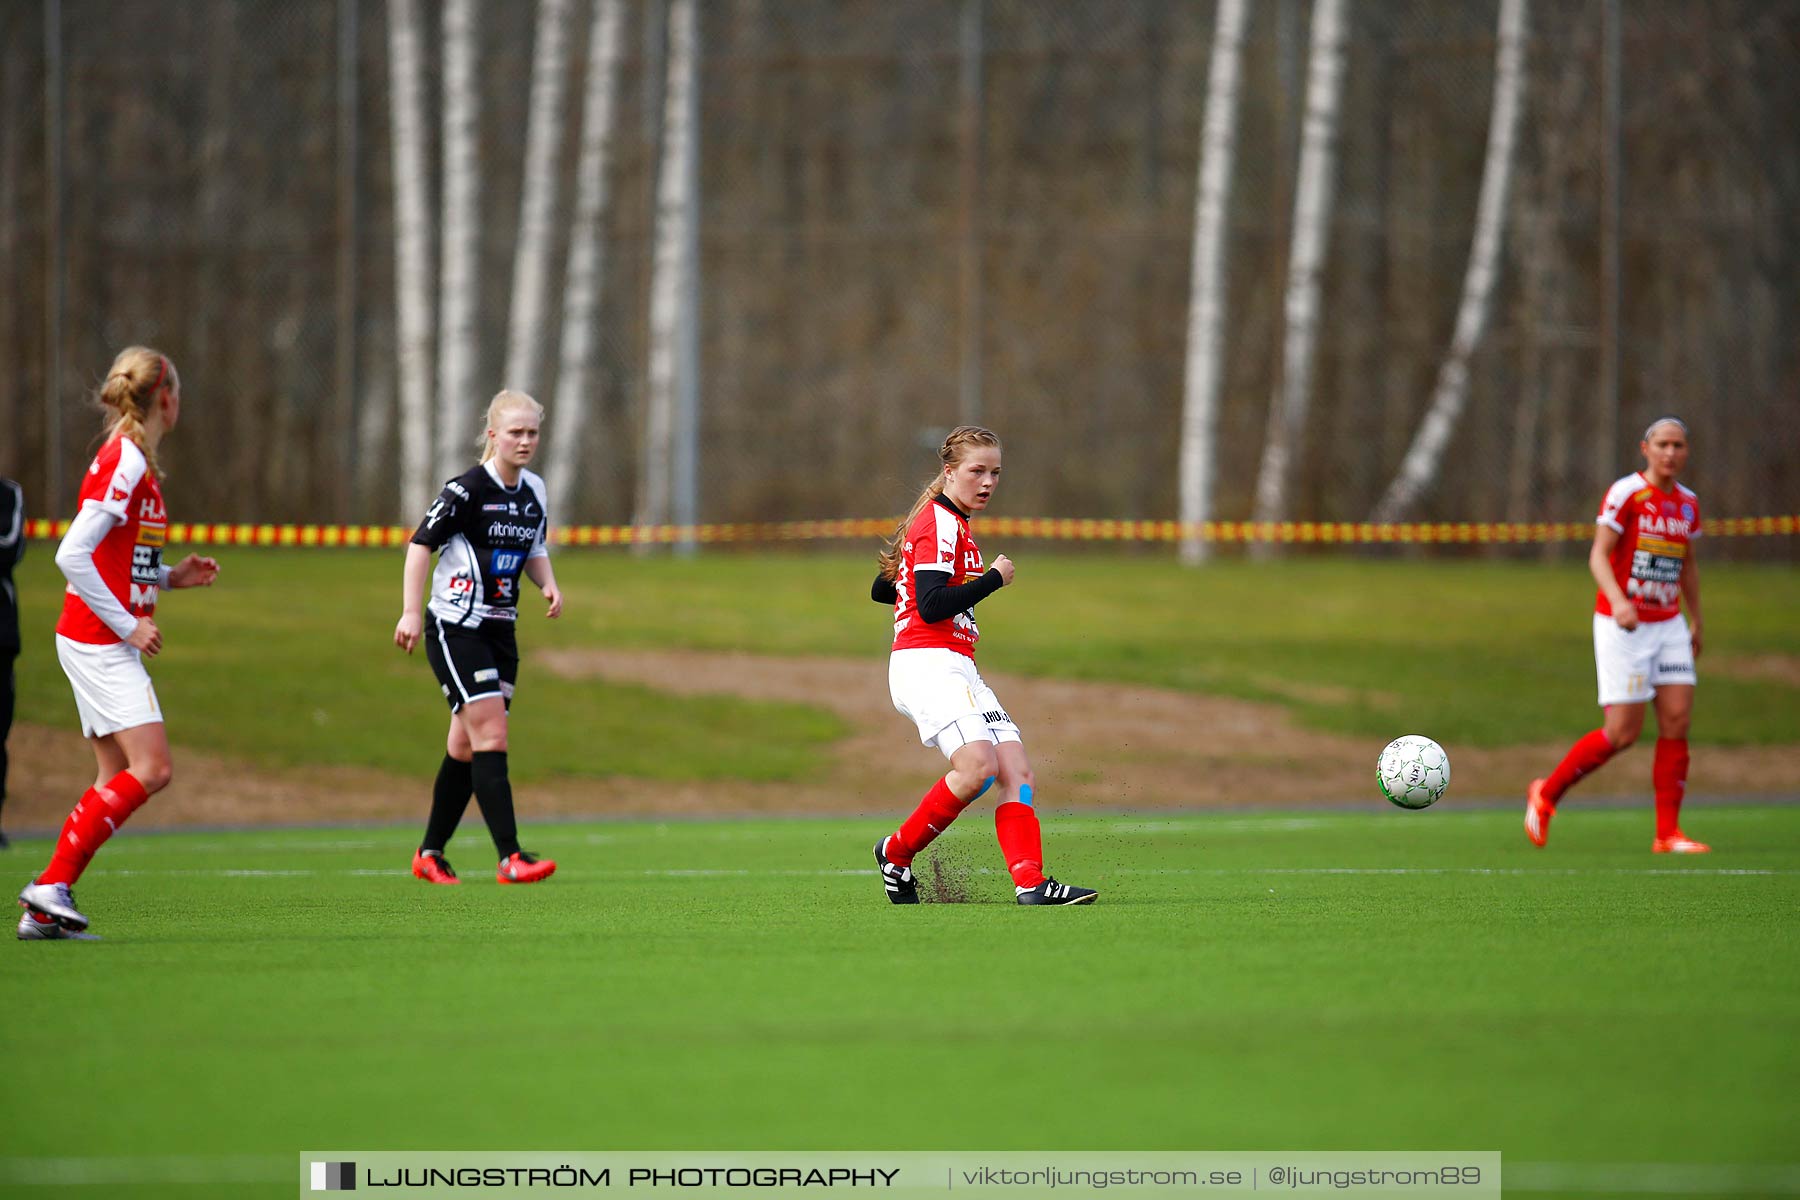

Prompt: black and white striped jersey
[{"left": 411, "top": 462, "right": 550, "bottom": 627}]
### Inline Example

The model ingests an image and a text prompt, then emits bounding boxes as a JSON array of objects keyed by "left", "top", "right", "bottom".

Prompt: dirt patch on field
[
  {"left": 4, "top": 648, "right": 1797, "bottom": 836},
  {"left": 1710, "top": 653, "right": 1800, "bottom": 689}
]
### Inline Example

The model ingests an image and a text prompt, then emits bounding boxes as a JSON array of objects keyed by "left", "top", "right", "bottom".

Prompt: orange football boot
[
  {"left": 411, "top": 849, "right": 462, "bottom": 884},
  {"left": 1525, "top": 779, "right": 1555, "bottom": 847},
  {"left": 497, "top": 851, "right": 557, "bottom": 884},
  {"left": 1651, "top": 832, "right": 1711, "bottom": 854}
]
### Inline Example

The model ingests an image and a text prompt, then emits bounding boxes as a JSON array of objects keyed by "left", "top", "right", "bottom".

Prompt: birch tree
[
  {"left": 546, "top": 0, "right": 626, "bottom": 521},
  {"left": 1370, "top": 0, "right": 1529, "bottom": 523},
  {"left": 436, "top": 0, "right": 481, "bottom": 482},
  {"left": 1250, "top": 0, "right": 1349, "bottom": 545},
  {"left": 387, "top": 0, "right": 436, "bottom": 515},
  {"left": 1177, "top": 0, "right": 1250, "bottom": 566},
  {"left": 504, "top": 0, "right": 574, "bottom": 397},
  {"left": 635, "top": 0, "right": 700, "bottom": 543}
]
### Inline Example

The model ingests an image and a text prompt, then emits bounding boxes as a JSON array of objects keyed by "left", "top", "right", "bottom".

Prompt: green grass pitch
[
  {"left": 2, "top": 807, "right": 1796, "bottom": 1199},
  {"left": 2, "top": 549, "right": 1796, "bottom": 1197}
]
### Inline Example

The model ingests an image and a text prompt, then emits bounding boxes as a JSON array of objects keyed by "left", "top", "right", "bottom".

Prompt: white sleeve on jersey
[
  {"left": 1596, "top": 474, "right": 1640, "bottom": 534},
  {"left": 525, "top": 470, "right": 550, "bottom": 560},
  {"left": 911, "top": 504, "right": 958, "bottom": 574},
  {"left": 94, "top": 440, "right": 148, "bottom": 522},
  {"left": 54, "top": 504, "right": 137, "bottom": 639}
]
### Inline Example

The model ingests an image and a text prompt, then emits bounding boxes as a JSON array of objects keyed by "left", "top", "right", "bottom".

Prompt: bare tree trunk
[
  {"left": 1178, "top": 0, "right": 1250, "bottom": 565},
  {"left": 387, "top": 0, "right": 436, "bottom": 516},
  {"left": 1371, "top": 0, "right": 1529, "bottom": 522},
  {"left": 1250, "top": 0, "right": 1348, "bottom": 547},
  {"left": 546, "top": 0, "right": 625, "bottom": 521},
  {"left": 436, "top": 0, "right": 480, "bottom": 481},
  {"left": 635, "top": 0, "right": 699, "bottom": 545},
  {"left": 504, "top": 0, "right": 573, "bottom": 397}
]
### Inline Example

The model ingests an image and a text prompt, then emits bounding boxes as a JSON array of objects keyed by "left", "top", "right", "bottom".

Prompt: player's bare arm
[
  {"left": 167, "top": 554, "right": 219, "bottom": 588},
  {"left": 1588, "top": 525, "right": 1636, "bottom": 630},
  {"left": 394, "top": 542, "right": 432, "bottom": 654},
  {"left": 525, "top": 555, "right": 562, "bottom": 620}
]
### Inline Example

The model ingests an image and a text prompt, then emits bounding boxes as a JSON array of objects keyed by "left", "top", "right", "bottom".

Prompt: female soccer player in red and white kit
[
  {"left": 394, "top": 391, "right": 561, "bottom": 886},
  {"left": 18, "top": 347, "right": 220, "bottom": 939},
  {"left": 870, "top": 426, "right": 1097, "bottom": 905},
  {"left": 1527, "top": 418, "right": 1708, "bottom": 853}
]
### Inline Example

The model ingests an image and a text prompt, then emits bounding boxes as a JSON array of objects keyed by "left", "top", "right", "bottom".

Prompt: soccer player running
[
  {"left": 870, "top": 425, "right": 1097, "bottom": 905},
  {"left": 18, "top": 348, "right": 220, "bottom": 940},
  {"left": 1527, "top": 417, "right": 1708, "bottom": 853},
  {"left": 394, "top": 391, "right": 562, "bottom": 886}
]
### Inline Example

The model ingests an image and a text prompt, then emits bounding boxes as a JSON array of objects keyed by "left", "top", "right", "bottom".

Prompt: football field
[{"left": 2, "top": 804, "right": 1796, "bottom": 1199}]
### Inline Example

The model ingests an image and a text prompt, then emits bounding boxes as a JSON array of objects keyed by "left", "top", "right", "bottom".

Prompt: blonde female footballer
[
  {"left": 1526, "top": 418, "right": 1709, "bottom": 853},
  {"left": 18, "top": 347, "right": 220, "bottom": 940},
  {"left": 869, "top": 426, "right": 1097, "bottom": 905},
  {"left": 394, "top": 392, "right": 562, "bottom": 885}
]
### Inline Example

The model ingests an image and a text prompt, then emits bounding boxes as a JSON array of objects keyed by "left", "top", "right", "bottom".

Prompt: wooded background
[{"left": 0, "top": 0, "right": 1793, "bottom": 558}]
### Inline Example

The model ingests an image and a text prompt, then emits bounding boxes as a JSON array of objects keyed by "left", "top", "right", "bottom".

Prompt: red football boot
[
  {"left": 1524, "top": 779, "right": 1555, "bottom": 848},
  {"left": 497, "top": 851, "right": 557, "bottom": 884},
  {"left": 411, "top": 849, "right": 462, "bottom": 885}
]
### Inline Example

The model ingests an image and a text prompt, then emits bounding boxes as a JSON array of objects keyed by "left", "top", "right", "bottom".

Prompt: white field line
[
  {"left": 86, "top": 865, "right": 1798, "bottom": 879},
  {"left": 0, "top": 1157, "right": 1794, "bottom": 1194}
]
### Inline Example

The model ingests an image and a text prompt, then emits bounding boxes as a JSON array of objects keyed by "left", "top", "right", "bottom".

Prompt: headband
[
  {"left": 1642, "top": 416, "right": 1687, "bottom": 440},
  {"left": 149, "top": 356, "right": 168, "bottom": 394}
]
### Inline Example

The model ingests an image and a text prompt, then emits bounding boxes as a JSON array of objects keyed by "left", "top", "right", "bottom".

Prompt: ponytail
[
  {"left": 876, "top": 425, "right": 1001, "bottom": 581},
  {"left": 97, "top": 346, "right": 176, "bottom": 478}
]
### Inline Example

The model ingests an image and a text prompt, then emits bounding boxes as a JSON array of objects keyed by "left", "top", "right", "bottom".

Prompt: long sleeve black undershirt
[{"left": 870, "top": 566, "right": 1003, "bottom": 623}]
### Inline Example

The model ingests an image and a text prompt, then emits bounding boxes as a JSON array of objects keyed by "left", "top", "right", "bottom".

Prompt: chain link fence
[{"left": 0, "top": 0, "right": 1794, "bottom": 556}]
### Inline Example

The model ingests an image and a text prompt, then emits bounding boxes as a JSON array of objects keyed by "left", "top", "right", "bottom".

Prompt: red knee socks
[
  {"left": 1543, "top": 728, "right": 1617, "bottom": 804},
  {"left": 994, "top": 800, "right": 1045, "bottom": 888},
  {"left": 886, "top": 776, "right": 971, "bottom": 866},
  {"left": 38, "top": 771, "right": 150, "bottom": 887},
  {"left": 1653, "top": 738, "right": 1689, "bottom": 838}
]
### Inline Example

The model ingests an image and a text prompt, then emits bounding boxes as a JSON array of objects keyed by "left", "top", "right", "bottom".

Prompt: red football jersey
[
  {"left": 57, "top": 437, "right": 167, "bottom": 645},
  {"left": 1594, "top": 471, "right": 1699, "bottom": 624},
  {"left": 891, "top": 497, "right": 986, "bottom": 656}
]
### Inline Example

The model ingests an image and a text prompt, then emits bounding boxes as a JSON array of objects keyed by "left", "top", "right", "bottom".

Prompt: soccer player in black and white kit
[{"left": 393, "top": 391, "right": 563, "bottom": 885}]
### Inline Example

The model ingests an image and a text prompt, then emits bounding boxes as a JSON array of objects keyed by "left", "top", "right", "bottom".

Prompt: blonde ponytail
[
  {"left": 876, "top": 425, "right": 1001, "bottom": 580},
  {"left": 97, "top": 346, "right": 177, "bottom": 478}
]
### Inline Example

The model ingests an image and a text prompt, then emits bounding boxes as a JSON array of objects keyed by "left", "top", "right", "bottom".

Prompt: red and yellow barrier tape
[{"left": 20, "top": 515, "right": 1798, "bottom": 546}]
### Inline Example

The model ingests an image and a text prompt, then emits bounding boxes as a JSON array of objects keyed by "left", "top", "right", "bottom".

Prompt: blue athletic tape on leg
[
  {"left": 973, "top": 776, "right": 995, "bottom": 801},
  {"left": 1018, "top": 784, "right": 1034, "bottom": 808}
]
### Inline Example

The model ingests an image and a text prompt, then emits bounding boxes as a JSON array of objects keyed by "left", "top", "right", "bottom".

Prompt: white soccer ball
[{"left": 1377, "top": 734, "right": 1450, "bottom": 810}]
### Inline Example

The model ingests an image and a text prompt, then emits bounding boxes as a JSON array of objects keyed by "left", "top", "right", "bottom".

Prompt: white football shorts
[
  {"left": 56, "top": 633, "right": 164, "bottom": 738},
  {"left": 1593, "top": 612, "right": 1697, "bottom": 706},
  {"left": 888, "top": 647, "right": 1021, "bottom": 757}
]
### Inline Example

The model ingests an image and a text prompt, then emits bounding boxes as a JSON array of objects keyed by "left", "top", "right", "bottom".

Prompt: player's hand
[
  {"left": 168, "top": 554, "right": 220, "bottom": 588},
  {"left": 126, "top": 617, "right": 162, "bottom": 657},
  {"left": 394, "top": 611, "right": 423, "bottom": 654},
  {"left": 1612, "top": 602, "right": 1640, "bottom": 631},
  {"left": 1688, "top": 617, "right": 1703, "bottom": 659},
  {"left": 542, "top": 584, "right": 563, "bottom": 620},
  {"left": 990, "top": 555, "right": 1015, "bottom": 586}
]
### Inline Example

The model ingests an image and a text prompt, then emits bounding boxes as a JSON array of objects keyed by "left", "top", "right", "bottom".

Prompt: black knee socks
[
  {"left": 420, "top": 754, "right": 474, "bottom": 854},
  {"left": 471, "top": 750, "right": 522, "bottom": 860}
]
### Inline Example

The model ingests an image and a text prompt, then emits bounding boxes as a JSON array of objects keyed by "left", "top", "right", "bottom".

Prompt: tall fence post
[
  {"left": 957, "top": 0, "right": 984, "bottom": 428},
  {"left": 1597, "top": 0, "right": 1621, "bottom": 486},
  {"left": 43, "top": 0, "right": 64, "bottom": 516},
  {"left": 336, "top": 0, "right": 360, "bottom": 520}
]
